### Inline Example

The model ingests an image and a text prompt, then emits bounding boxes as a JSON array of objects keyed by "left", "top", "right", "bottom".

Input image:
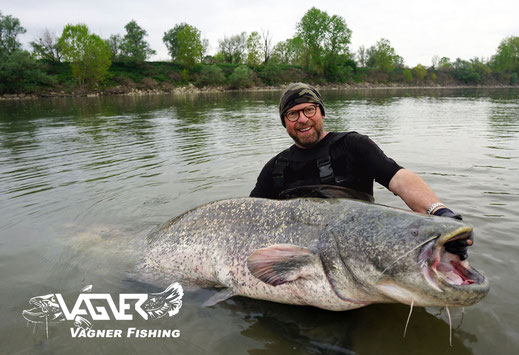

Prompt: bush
[
  {"left": 0, "top": 50, "right": 55, "bottom": 93},
  {"left": 181, "top": 69, "right": 189, "bottom": 83},
  {"left": 331, "top": 65, "right": 353, "bottom": 83},
  {"left": 403, "top": 68, "right": 413, "bottom": 83},
  {"left": 324, "top": 56, "right": 355, "bottom": 83},
  {"left": 195, "top": 64, "right": 226, "bottom": 87},
  {"left": 413, "top": 64, "right": 427, "bottom": 82},
  {"left": 229, "top": 65, "right": 254, "bottom": 89},
  {"left": 259, "top": 62, "right": 282, "bottom": 85},
  {"left": 452, "top": 59, "right": 480, "bottom": 83}
]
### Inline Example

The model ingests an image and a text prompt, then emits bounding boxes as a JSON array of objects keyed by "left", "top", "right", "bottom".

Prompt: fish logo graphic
[
  {"left": 141, "top": 283, "right": 183, "bottom": 319},
  {"left": 22, "top": 283, "right": 183, "bottom": 338}
]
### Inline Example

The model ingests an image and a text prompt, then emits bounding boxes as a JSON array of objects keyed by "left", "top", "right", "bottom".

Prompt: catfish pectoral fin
[
  {"left": 247, "top": 244, "right": 318, "bottom": 286},
  {"left": 202, "top": 288, "right": 235, "bottom": 307}
]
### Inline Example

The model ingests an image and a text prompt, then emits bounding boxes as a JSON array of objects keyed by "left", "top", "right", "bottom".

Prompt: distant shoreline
[{"left": 1, "top": 82, "right": 518, "bottom": 101}]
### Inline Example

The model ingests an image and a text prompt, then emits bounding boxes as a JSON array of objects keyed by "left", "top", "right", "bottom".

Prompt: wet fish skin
[{"left": 139, "top": 197, "right": 489, "bottom": 311}]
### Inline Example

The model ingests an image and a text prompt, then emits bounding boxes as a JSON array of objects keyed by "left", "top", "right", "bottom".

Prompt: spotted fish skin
[{"left": 138, "top": 197, "right": 489, "bottom": 311}]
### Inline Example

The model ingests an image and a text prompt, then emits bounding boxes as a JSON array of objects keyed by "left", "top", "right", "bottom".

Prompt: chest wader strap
[
  {"left": 317, "top": 132, "right": 348, "bottom": 185},
  {"left": 272, "top": 132, "right": 349, "bottom": 191},
  {"left": 317, "top": 157, "right": 335, "bottom": 184},
  {"left": 272, "top": 157, "right": 289, "bottom": 191}
]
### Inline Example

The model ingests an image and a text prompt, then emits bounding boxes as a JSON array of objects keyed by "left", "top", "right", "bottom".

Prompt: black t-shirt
[{"left": 249, "top": 132, "right": 402, "bottom": 199}]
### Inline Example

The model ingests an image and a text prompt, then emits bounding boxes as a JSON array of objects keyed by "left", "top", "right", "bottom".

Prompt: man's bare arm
[{"left": 388, "top": 168, "right": 443, "bottom": 213}]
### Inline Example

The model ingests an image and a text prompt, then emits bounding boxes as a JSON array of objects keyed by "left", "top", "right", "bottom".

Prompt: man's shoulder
[
  {"left": 330, "top": 130, "right": 363, "bottom": 138},
  {"left": 330, "top": 131, "right": 380, "bottom": 157},
  {"left": 331, "top": 131, "right": 374, "bottom": 144},
  {"left": 329, "top": 131, "right": 365, "bottom": 145}
]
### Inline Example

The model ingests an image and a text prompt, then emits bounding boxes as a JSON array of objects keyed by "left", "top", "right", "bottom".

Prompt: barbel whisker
[
  {"left": 455, "top": 307, "right": 465, "bottom": 330},
  {"left": 403, "top": 299, "right": 414, "bottom": 338},
  {"left": 446, "top": 306, "right": 452, "bottom": 347}
]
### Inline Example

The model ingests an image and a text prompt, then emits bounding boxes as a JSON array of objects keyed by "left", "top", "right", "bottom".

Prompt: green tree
[
  {"left": 30, "top": 29, "right": 62, "bottom": 62},
  {"left": 163, "top": 23, "right": 187, "bottom": 61},
  {"left": 272, "top": 37, "right": 304, "bottom": 65},
  {"left": 176, "top": 25, "right": 204, "bottom": 67},
  {"left": 247, "top": 31, "right": 262, "bottom": 67},
  {"left": 120, "top": 20, "right": 155, "bottom": 63},
  {"left": 413, "top": 64, "right": 427, "bottom": 82},
  {"left": 0, "top": 13, "right": 53, "bottom": 94},
  {"left": 105, "top": 34, "right": 122, "bottom": 61},
  {"left": 356, "top": 46, "right": 367, "bottom": 67},
  {"left": 403, "top": 68, "right": 413, "bottom": 83},
  {"left": 438, "top": 57, "right": 452, "bottom": 70},
  {"left": 470, "top": 57, "right": 491, "bottom": 82},
  {"left": 218, "top": 32, "right": 247, "bottom": 64},
  {"left": 0, "top": 11, "right": 26, "bottom": 56},
  {"left": 296, "top": 7, "right": 329, "bottom": 72},
  {"left": 366, "top": 38, "right": 402, "bottom": 73},
  {"left": 58, "top": 24, "right": 111, "bottom": 87},
  {"left": 163, "top": 23, "right": 204, "bottom": 66},
  {"left": 324, "top": 14, "right": 353, "bottom": 76},
  {"left": 492, "top": 36, "right": 519, "bottom": 74},
  {"left": 261, "top": 30, "right": 273, "bottom": 64},
  {"left": 295, "top": 7, "right": 352, "bottom": 75}
]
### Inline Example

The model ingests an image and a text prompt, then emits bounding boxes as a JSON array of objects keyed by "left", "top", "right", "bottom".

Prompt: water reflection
[
  {"left": 217, "top": 297, "right": 473, "bottom": 354},
  {"left": 488, "top": 103, "right": 519, "bottom": 140}
]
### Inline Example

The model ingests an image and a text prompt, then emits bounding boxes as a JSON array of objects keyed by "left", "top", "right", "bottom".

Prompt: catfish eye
[{"left": 411, "top": 229, "right": 419, "bottom": 237}]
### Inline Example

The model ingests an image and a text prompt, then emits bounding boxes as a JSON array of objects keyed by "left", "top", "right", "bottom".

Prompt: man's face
[{"left": 284, "top": 103, "right": 327, "bottom": 148}]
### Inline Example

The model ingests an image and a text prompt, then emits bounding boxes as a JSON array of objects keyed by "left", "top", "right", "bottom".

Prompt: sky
[{"left": 2, "top": 0, "right": 518, "bottom": 67}]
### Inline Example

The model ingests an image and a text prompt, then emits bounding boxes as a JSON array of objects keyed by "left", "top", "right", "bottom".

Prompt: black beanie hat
[{"left": 279, "top": 83, "right": 325, "bottom": 127}]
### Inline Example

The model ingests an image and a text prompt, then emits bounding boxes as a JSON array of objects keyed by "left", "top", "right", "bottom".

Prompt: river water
[{"left": 0, "top": 88, "right": 518, "bottom": 354}]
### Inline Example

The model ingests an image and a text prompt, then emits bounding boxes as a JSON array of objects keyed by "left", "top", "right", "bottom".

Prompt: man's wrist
[{"left": 426, "top": 202, "right": 445, "bottom": 215}]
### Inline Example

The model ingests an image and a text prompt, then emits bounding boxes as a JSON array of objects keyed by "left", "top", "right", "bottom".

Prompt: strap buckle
[{"left": 317, "top": 157, "right": 334, "bottom": 184}]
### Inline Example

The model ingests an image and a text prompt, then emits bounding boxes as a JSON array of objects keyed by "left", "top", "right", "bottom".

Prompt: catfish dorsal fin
[{"left": 247, "top": 244, "right": 317, "bottom": 286}]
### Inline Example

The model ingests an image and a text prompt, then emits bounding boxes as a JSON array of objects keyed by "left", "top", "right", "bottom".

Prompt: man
[{"left": 250, "top": 82, "right": 471, "bottom": 259}]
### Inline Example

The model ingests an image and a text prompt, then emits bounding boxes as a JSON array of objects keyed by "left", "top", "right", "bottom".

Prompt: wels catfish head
[
  {"left": 377, "top": 221, "right": 489, "bottom": 307},
  {"left": 324, "top": 201, "right": 489, "bottom": 308}
]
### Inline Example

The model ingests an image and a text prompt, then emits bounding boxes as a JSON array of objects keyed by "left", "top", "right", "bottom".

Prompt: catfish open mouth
[{"left": 419, "top": 227, "right": 486, "bottom": 291}]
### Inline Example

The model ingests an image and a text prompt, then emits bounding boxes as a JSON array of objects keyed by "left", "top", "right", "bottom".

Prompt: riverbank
[{"left": 2, "top": 82, "right": 518, "bottom": 101}]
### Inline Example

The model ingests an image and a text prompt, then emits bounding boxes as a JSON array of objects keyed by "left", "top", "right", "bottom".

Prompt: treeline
[{"left": 1, "top": 8, "right": 519, "bottom": 95}]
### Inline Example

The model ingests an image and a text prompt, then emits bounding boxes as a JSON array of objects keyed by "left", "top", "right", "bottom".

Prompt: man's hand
[{"left": 433, "top": 207, "right": 473, "bottom": 260}]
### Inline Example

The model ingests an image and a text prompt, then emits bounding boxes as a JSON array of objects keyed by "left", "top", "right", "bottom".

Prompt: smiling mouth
[{"left": 298, "top": 126, "right": 312, "bottom": 132}]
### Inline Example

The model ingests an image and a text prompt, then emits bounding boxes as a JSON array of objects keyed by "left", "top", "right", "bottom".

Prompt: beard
[{"left": 288, "top": 124, "right": 324, "bottom": 148}]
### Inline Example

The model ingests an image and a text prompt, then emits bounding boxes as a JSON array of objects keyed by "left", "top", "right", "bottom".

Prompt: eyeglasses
[{"left": 285, "top": 105, "right": 318, "bottom": 122}]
